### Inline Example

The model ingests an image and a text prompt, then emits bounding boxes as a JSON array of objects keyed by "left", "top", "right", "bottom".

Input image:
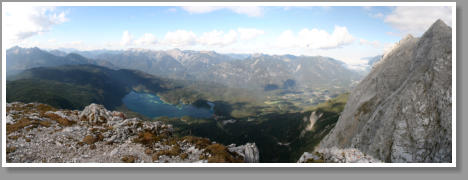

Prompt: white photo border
[{"left": 1, "top": 1, "right": 457, "bottom": 168}]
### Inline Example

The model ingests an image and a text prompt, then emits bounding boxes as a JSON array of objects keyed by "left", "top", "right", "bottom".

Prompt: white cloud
[
  {"left": 237, "top": 28, "right": 264, "bottom": 40},
  {"left": 4, "top": 5, "right": 68, "bottom": 46},
  {"left": 182, "top": 6, "right": 263, "bottom": 17},
  {"left": 363, "top": 6, "right": 384, "bottom": 19},
  {"left": 276, "top": 30, "right": 296, "bottom": 48},
  {"left": 135, "top": 33, "right": 158, "bottom": 45},
  {"left": 16, "top": 39, "right": 41, "bottom": 48},
  {"left": 108, "top": 28, "right": 265, "bottom": 49},
  {"left": 384, "top": 6, "right": 452, "bottom": 36},
  {"left": 275, "top": 26, "right": 355, "bottom": 49},
  {"left": 120, "top": 31, "right": 158, "bottom": 46},
  {"left": 120, "top": 30, "right": 134, "bottom": 46},
  {"left": 359, "top": 39, "right": 396, "bottom": 56},
  {"left": 69, "top": 40, "right": 83, "bottom": 46},
  {"left": 198, "top": 30, "right": 237, "bottom": 46},
  {"left": 162, "top": 30, "right": 197, "bottom": 47},
  {"left": 160, "top": 28, "right": 264, "bottom": 47},
  {"left": 17, "top": 39, "right": 103, "bottom": 51}
]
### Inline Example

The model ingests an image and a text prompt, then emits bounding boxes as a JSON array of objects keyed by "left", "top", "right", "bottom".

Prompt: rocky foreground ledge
[{"left": 6, "top": 102, "right": 259, "bottom": 163}]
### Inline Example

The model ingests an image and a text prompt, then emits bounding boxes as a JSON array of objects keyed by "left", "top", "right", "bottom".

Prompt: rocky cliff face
[
  {"left": 6, "top": 102, "right": 259, "bottom": 163},
  {"left": 313, "top": 20, "right": 452, "bottom": 163},
  {"left": 227, "top": 143, "right": 260, "bottom": 163}
]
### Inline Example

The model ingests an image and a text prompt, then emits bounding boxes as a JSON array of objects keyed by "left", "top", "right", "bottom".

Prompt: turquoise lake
[{"left": 122, "top": 91, "right": 214, "bottom": 118}]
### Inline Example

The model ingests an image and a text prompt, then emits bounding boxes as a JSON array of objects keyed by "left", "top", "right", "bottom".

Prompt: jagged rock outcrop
[
  {"left": 314, "top": 19, "right": 452, "bottom": 163},
  {"left": 227, "top": 143, "right": 260, "bottom": 163},
  {"left": 6, "top": 102, "right": 257, "bottom": 163}
]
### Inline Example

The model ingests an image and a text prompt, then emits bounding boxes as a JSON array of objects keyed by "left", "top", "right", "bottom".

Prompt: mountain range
[{"left": 7, "top": 46, "right": 363, "bottom": 91}]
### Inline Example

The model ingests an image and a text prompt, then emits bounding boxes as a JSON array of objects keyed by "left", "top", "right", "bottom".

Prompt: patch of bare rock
[
  {"left": 299, "top": 19, "right": 452, "bottom": 163},
  {"left": 6, "top": 102, "right": 259, "bottom": 163}
]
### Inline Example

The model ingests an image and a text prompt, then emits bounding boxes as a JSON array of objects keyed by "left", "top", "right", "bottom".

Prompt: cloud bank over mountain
[{"left": 385, "top": 6, "right": 452, "bottom": 36}]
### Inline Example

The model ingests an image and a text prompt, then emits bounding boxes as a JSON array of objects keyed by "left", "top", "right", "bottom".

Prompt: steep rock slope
[
  {"left": 316, "top": 20, "right": 452, "bottom": 163},
  {"left": 6, "top": 102, "right": 259, "bottom": 163}
]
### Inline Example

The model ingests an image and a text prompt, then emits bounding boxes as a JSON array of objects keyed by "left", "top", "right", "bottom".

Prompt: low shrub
[
  {"left": 44, "top": 113, "right": 75, "bottom": 126},
  {"left": 204, "top": 144, "right": 243, "bottom": 163},
  {"left": 133, "top": 131, "right": 160, "bottom": 147},
  {"left": 82, "top": 135, "right": 97, "bottom": 145},
  {"left": 182, "top": 136, "right": 212, "bottom": 149},
  {"left": 121, "top": 155, "right": 136, "bottom": 163}
]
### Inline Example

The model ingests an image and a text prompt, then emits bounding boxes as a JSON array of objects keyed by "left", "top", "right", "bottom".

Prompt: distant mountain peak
[
  {"left": 166, "top": 48, "right": 184, "bottom": 58},
  {"left": 432, "top": 19, "right": 450, "bottom": 29},
  {"left": 7, "top": 46, "right": 22, "bottom": 54},
  {"left": 65, "top": 53, "right": 87, "bottom": 60},
  {"left": 421, "top": 19, "right": 451, "bottom": 39},
  {"left": 251, "top": 53, "right": 266, "bottom": 58},
  {"left": 127, "top": 48, "right": 150, "bottom": 53},
  {"left": 8, "top": 46, "right": 21, "bottom": 50},
  {"left": 168, "top": 48, "right": 182, "bottom": 52}
]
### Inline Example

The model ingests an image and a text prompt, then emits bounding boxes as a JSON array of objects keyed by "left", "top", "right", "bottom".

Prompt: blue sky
[
  {"left": 52, "top": 6, "right": 393, "bottom": 41},
  {"left": 3, "top": 5, "right": 453, "bottom": 69}
]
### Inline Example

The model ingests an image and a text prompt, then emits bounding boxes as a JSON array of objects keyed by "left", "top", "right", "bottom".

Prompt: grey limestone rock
[
  {"left": 6, "top": 102, "right": 256, "bottom": 163},
  {"left": 228, "top": 143, "right": 260, "bottom": 163},
  {"left": 317, "top": 19, "right": 452, "bottom": 163}
]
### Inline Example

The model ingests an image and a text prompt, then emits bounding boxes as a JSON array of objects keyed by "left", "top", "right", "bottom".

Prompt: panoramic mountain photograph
[{"left": 2, "top": 3, "right": 454, "bottom": 165}]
